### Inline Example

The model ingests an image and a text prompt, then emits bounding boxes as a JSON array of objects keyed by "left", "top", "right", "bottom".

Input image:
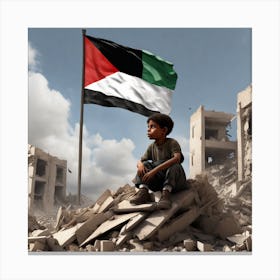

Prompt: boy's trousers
[{"left": 134, "top": 160, "right": 189, "bottom": 193}]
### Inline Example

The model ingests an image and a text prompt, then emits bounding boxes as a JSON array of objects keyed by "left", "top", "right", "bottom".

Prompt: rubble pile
[
  {"left": 28, "top": 177, "right": 252, "bottom": 253},
  {"left": 203, "top": 159, "right": 252, "bottom": 233}
]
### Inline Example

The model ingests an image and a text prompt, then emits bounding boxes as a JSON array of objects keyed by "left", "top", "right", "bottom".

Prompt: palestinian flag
[{"left": 83, "top": 35, "right": 178, "bottom": 116}]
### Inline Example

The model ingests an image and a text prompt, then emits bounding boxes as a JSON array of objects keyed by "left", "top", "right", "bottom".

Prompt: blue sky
[{"left": 28, "top": 28, "right": 251, "bottom": 200}]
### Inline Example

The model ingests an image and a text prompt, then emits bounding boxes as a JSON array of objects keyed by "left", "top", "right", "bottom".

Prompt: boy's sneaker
[
  {"left": 130, "top": 188, "right": 152, "bottom": 205},
  {"left": 157, "top": 190, "right": 172, "bottom": 209}
]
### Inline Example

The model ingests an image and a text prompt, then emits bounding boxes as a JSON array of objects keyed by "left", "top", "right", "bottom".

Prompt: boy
[{"left": 131, "top": 113, "right": 189, "bottom": 209}]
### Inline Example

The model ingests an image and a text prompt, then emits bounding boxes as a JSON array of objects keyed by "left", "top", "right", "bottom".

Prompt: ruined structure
[
  {"left": 237, "top": 85, "right": 252, "bottom": 181},
  {"left": 28, "top": 144, "right": 67, "bottom": 213},
  {"left": 189, "top": 106, "right": 237, "bottom": 178}
]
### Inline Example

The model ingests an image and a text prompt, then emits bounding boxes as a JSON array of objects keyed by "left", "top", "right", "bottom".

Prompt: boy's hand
[
  {"left": 137, "top": 161, "right": 148, "bottom": 176},
  {"left": 142, "top": 169, "right": 157, "bottom": 183}
]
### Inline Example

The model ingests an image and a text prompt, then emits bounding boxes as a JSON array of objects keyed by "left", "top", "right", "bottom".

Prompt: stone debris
[{"left": 28, "top": 170, "right": 252, "bottom": 252}]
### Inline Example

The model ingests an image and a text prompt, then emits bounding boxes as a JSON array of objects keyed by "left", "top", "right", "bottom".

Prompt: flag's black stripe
[
  {"left": 84, "top": 89, "right": 158, "bottom": 117},
  {"left": 86, "top": 35, "right": 143, "bottom": 79}
]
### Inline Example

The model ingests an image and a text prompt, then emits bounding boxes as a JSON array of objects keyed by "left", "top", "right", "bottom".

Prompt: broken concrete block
[
  {"left": 116, "top": 232, "right": 132, "bottom": 248},
  {"left": 214, "top": 215, "right": 242, "bottom": 239},
  {"left": 93, "top": 240, "right": 101, "bottom": 251},
  {"left": 134, "top": 202, "right": 179, "bottom": 241},
  {"left": 223, "top": 245, "right": 232, "bottom": 252},
  {"left": 97, "top": 196, "right": 114, "bottom": 213},
  {"left": 67, "top": 244, "right": 80, "bottom": 252},
  {"left": 195, "top": 215, "right": 220, "bottom": 235},
  {"left": 157, "top": 206, "right": 199, "bottom": 242},
  {"left": 54, "top": 206, "right": 64, "bottom": 230},
  {"left": 197, "top": 241, "right": 213, "bottom": 252},
  {"left": 81, "top": 212, "right": 139, "bottom": 246},
  {"left": 86, "top": 244, "right": 96, "bottom": 252},
  {"left": 183, "top": 239, "right": 196, "bottom": 251},
  {"left": 31, "top": 229, "right": 50, "bottom": 237},
  {"left": 53, "top": 223, "right": 82, "bottom": 247},
  {"left": 226, "top": 231, "right": 249, "bottom": 245},
  {"left": 100, "top": 240, "right": 115, "bottom": 251},
  {"left": 76, "top": 211, "right": 113, "bottom": 245},
  {"left": 119, "top": 212, "right": 149, "bottom": 235},
  {"left": 143, "top": 241, "right": 154, "bottom": 251},
  {"left": 91, "top": 189, "right": 112, "bottom": 213},
  {"left": 28, "top": 236, "right": 47, "bottom": 244},
  {"left": 134, "top": 190, "right": 196, "bottom": 241},
  {"left": 46, "top": 237, "right": 64, "bottom": 251},
  {"left": 29, "top": 240, "right": 46, "bottom": 251},
  {"left": 114, "top": 200, "right": 156, "bottom": 213},
  {"left": 244, "top": 235, "right": 252, "bottom": 251},
  {"left": 129, "top": 239, "right": 144, "bottom": 252}
]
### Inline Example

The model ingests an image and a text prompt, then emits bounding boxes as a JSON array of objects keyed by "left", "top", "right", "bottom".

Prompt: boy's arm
[
  {"left": 137, "top": 160, "right": 148, "bottom": 176},
  {"left": 142, "top": 152, "right": 181, "bottom": 183}
]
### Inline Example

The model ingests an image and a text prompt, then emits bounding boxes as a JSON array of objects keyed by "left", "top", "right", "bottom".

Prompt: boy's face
[{"left": 147, "top": 120, "right": 167, "bottom": 140}]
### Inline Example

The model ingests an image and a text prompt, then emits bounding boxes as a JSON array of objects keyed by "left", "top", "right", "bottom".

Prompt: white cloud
[
  {"left": 28, "top": 42, "right": 39, "bottom": 71},
  {"left": 28, "top": 45, "right": 137, "bottom": 201}
]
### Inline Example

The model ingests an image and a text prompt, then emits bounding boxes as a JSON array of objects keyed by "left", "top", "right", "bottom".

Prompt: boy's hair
[{"left": 147, "top": 113, "right": 174, "bottom": 135}]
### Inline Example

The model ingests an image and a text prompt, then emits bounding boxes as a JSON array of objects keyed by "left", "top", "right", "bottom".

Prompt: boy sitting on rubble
[{"left": 130, "top": 113, "right": 189, "bottom": 209}]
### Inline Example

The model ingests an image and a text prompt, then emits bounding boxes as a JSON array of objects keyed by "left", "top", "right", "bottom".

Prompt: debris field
[{"left": 28, "top": 168, "right": 252, "bottom": 253}]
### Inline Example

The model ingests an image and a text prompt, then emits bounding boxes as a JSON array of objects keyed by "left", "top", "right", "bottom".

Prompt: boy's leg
[
  {"left": 157, "top": 164, "right": 189, "bottom": 209},
  {"left": 134, "top": 161, "right": 166, "bottom": 192},
  {"left": 163, "top": 163, "right": 189, "bottom": 193}
]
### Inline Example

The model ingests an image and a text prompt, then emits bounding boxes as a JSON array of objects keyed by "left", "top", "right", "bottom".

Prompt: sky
[{"left": 28, "top": 28, "right": 251, "bottom": 201}]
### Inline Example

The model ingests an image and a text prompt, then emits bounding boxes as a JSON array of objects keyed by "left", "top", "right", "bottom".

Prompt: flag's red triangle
[{"left": 84, "top": 36, "right": 119, "bottom": 87}]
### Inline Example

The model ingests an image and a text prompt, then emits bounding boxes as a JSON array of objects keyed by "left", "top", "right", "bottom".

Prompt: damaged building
[
  {"left": 189, "top": 106, "right": 237, "bottom": 178},
  {"left": 237, "top": 85, "right": 252, "bottom": 182},
  {"left": 28, "top": 144, "right": 67, "bottom": 213},
  {"left": 189, "top": 85, "right": 252, "bottom": 182},
  {"left": 28, "top": 85, "right": 252, "bottom": 253}
]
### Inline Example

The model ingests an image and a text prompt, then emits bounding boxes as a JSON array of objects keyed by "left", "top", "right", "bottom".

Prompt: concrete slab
[
  {"left": 81, "top": 212, "right": 139, "bottom": 246},
  {"left": 97, "top": 196, "right": 114, "bottom": 213},
  {"left": 53, "top": 223, "right": 83, "bottom": 247},
  {"left": 134, "top": 202, "right": 179, "bottom": 240},
  {"left": 157, "top": 206, "right": 199, "bottom": 242},
  {"left": 120, "top": 212, "right": 149, "bottom": 234},
  {"left": 114, "top": 200, "right": 156, "bottom": 213},
  {"left": 92, "top": 189, "right": 112, "bottom": 213},
  {"left": 31, "top": 229, "right": 50, "bottom": 237},
  {"left": 134, "top": 190, "right": 197, "bottom": 241},
  {"left": 116, "top": 232, "right": 132, "bottom": 248},
  {"left": 76, "top": 211, "right": 113, "bottom": 245}
]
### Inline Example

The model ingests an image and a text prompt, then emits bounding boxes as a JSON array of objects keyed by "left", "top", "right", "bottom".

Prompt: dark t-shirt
[{"left": 141, "top": 138, "right": 184, "bottom": 163}]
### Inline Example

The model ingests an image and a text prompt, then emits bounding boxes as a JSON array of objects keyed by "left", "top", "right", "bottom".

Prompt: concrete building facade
[
  {"left": 28, "top": 144, "right": 67, "bottom": 213},
  {"left": 189, "top": 106, "right": 237, "bottom": 178},
  {"left": 237, "top": 85, "right": 252, "bottom": 181}
]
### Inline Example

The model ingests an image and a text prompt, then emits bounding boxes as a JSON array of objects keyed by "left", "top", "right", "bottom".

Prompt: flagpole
[{"left": 77, "top": 28, "right": 86, "bottom": 205}]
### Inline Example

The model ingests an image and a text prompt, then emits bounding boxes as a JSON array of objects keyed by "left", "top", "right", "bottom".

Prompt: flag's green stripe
[{"left": 142, "top": 50, "right": 178, "bottom": 90}]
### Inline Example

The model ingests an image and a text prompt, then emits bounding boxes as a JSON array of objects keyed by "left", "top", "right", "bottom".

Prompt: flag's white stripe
[{"left": 85, "top": 72, "right": 173, "bottom": 114}]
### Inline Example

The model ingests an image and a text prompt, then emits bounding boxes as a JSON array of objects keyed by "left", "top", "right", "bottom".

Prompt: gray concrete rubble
[{"left": 28, "top": 163, "right": 252, "bottom": 252}]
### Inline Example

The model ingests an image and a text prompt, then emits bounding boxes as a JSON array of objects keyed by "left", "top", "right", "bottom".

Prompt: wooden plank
[{"left": 81, "top": 212, "right": 139, "bottom": 246}]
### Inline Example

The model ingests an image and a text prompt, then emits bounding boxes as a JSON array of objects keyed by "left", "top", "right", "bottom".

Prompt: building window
[
  {"left": 36, "top": 159, "right": 47, "bottom": 177},
  {"left": 56, "top": 166, "right": 64, "bottom": 183}
]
